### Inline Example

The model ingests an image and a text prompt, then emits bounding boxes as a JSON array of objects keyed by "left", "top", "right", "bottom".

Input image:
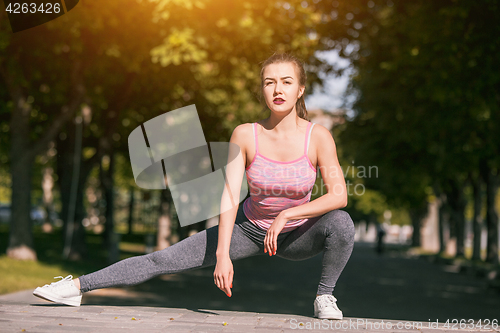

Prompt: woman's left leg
[{"left": 276, "top": 209, "right": 355, "bottom": 295}]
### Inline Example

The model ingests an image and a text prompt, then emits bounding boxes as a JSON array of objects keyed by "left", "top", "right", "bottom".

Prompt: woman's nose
[{"left": 274, "top": 82, "right": 283, "bottom": 93}]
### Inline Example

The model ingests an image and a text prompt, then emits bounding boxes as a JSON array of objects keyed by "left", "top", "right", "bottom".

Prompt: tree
[
  {"left": 328, "top": 0, "right": 500, "bottom": 256},
  {"left": 1, "top": 0, "right": 346, "bottom": 260}
]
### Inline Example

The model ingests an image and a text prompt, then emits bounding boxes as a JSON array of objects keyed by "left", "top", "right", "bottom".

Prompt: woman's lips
[{"left": 273, "top": 98, "right": 285, "bottom": 104}]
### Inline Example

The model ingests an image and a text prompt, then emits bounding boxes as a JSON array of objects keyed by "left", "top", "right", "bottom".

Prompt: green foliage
[
  {"left": 0, "top": 168, "right": 10, "bottom": 204},
  {"left": 0, "top": 0, "right": 341, "bottom": 165},
  {"left": 326, "top": 0, "right": 500, "bottom": 217},
  {"left": 3, "top": 0, "right": 494, "bottom": 258}
]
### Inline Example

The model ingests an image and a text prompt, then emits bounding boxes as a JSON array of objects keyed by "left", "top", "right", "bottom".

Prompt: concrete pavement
[
  {"left": 1, "top": 242, "right": 499, "bottom": 332},
  {"left": 1, "top": 289, "right": 495, "bottom": 333}
]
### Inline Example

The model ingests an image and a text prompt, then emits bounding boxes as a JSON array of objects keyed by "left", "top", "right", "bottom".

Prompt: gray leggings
[{"left": 79, "top": 205, "right": 355, "bottom": 295}]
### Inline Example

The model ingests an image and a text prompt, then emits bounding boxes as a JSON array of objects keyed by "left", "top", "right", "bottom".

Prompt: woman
[{"left": 33, "top": 52, "right": 355, "bottom": 320}]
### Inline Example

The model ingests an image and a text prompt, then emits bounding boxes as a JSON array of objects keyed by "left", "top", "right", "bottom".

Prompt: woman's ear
[{"left": 298, "top": 85, "right": 305, "bottom": 99}]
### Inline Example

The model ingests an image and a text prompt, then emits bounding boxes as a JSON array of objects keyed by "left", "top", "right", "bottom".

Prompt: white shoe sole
[
  {"left": 33, "top": 288, "right": 82, "bottom": 307},
  {"left": 315, "top": 313, "right": 343, "bottom": 320}
]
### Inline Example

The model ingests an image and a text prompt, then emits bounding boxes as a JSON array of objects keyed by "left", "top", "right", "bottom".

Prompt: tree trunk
[
  {"left": 447, "top": 178, "right": 467, "bottom": 258},
  {"left": 62, "top": 117, "right": 83, "bottom": 260},
  {"left": 94, "top": 73, "right": 136, "bottom": 258},
  {"left": 127, "top": 186, "right": 135, "bottom": 235},
  {"left": 2, "top": 59, "right": 36, "bottom": 259},
  {"left": 410, "top": 206, "right": 427, "bottom": 247},
  {"left": 57, "top": 130, "right": 74, "bottom": 256},
  {"left": 6, "top": 86, "right": 36, "bottom": 260},
  {"left": 8, "top": 148, "right": 36, "bottom": 260},
  {"left": 437, "top": 193, "right": 448, "bottom": 254},
  {"left": 484, "top": 167, "right": 499, "bottom": 264},
  {"left": 56, "top": 119, "right": 99, "bottom": 260},
  {"left": 41, "top": 166, "right": 55, "bottom": 232},
  {"left": 69, "top": 166, "right": 89, "bottom": 261},
  {"left": 0, "top": 60, "right": 85, "bottom": 261},
  {"left": 471, "top": 173, "right": 483, "bottom": 261},
  {"left": 157, "top": 189, "right": 173, "bottom": 250},
  {"left": 68, "top": 147, "right": 100, "bottom": 260},
  {"left": 101, "top": 153, "right": 117, "bottom": 264}
]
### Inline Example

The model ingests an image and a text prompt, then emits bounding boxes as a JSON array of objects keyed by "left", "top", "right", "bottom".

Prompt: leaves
[
  {"left": 1, "top": 0, "right": 343, "bottom": 256},
  {"left": 151, "top": 28, "right": 208, "bottom": 67},
  {"left": 334, "top": 0, "right": 500, "bottom": 218}
]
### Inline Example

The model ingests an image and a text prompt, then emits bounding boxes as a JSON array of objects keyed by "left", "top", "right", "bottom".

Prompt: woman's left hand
[{"left": 264, "top": 211, "right": 288, "bottom": 256}]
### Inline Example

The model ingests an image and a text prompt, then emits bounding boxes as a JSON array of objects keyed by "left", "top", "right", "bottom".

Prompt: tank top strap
[
  {"left": 304, "top": 122, "right": 315, "bottom": 155},
  {"left": 253, "top": 122, "right": 259, "bottom": 154}
]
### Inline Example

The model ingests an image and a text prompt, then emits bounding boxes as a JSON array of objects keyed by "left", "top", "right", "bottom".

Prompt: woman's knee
[{"left": 324, "top": 209, "right": 355, "bottom": 244}]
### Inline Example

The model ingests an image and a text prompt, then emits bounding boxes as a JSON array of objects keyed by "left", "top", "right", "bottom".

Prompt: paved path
[
  {"left": 1, "top": 242, "right": 499, "bottom": 332},
  {"left": 1, "top": 291, "right": 497, "bottom": 333}
]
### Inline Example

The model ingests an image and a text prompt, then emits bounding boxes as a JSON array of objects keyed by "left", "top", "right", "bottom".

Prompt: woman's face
[{"left": 262, "top": 62, "right": 305, "bottom": 114}]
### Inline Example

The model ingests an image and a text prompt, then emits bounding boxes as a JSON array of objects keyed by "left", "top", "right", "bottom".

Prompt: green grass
[
  {"left": 0, "top": 257, "right": 78, "bottom": 295},
  {"left": 0, "top": 225, "right": 148, "bottom": 295}
]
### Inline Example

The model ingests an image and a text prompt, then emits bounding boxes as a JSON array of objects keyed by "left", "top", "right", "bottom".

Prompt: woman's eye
[{"left": 285, "top": 81, "right": 291, "bottom": 84}]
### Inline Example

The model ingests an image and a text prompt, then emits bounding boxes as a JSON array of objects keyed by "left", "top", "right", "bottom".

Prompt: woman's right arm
[{"left": 213, "top": 124, "right": 248, "bottom": 297}]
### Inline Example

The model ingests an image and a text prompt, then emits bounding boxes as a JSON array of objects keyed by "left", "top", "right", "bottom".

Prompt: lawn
[{"left": 0, "top": 225, "right": 147, "bottom": 295}]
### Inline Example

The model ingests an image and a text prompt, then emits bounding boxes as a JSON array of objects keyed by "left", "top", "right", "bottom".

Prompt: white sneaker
[
  {"left": 313, "top": 294, "right": 343, "bottom": 320},
  {"left": 33, "top": 275, "right": 82, "bottom": 306}
]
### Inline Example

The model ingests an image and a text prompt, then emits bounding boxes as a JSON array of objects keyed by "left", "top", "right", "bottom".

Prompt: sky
[{"left": 304, "top": 49, "right": 355, "bottom": 115}]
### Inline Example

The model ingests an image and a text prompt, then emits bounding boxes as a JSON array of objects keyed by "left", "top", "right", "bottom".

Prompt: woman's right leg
[{"left": 79, "top": 206, "right": 262, "bottom": 293}]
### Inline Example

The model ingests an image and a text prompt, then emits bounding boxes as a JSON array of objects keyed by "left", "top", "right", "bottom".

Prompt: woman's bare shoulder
[
  {"left": 230, "top": 123, "right": 254, "bottom": 142},
  {"left": 311, "top": 122, "right": 333, "bottom": 139},
  {"left": 311, "top": 123, "right": 338, "bottom": 159},
  {"left": 229, "top": 123, "right": 254, "bottom": 164}
]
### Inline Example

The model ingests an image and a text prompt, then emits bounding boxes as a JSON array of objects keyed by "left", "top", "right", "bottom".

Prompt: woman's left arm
[{"left": 264, "top": 125, "right": 348, "bottom": 255}]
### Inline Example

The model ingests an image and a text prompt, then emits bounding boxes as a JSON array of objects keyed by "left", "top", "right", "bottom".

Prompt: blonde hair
[{"left": 259, "top": 52, "right": 309, "bottom": 121}]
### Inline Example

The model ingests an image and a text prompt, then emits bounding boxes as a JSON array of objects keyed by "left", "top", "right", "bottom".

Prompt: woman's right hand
[{"left": 214, "top": 256, "right": 233, "bottom": 297}]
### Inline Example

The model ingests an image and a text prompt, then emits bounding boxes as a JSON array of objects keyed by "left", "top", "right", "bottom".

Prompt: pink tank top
[{"left": 242, "top": 122, "right": 317, "bottom": 232}]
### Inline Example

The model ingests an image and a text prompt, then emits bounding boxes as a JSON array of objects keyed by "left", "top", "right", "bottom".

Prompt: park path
[
  {"left": 0, "top": 241, "right": 499, "bottom": 332},
  {"left": 85, "top": 241, "right": 500, "bottom": 322}
]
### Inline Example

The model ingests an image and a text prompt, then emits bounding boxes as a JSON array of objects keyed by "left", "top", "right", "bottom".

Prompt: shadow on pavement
[{"left": 82, "top": 242, "right": 500, "bottom": 322}]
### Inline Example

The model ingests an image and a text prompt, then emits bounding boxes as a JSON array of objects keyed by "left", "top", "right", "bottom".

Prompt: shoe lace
[
  {"left": 317, "top": 295, "right": 338, "bottom": 309},
  {"left": 45, "top": 275, "right": 73, "bottom": 287}
]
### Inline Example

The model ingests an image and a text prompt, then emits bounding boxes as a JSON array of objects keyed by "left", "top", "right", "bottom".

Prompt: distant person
[
  {"left": 376, "top": 222, "right": 386, "bottom": 254},
  {"left": 34, "top": 52, "right": 355, "bottom": 320}
]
